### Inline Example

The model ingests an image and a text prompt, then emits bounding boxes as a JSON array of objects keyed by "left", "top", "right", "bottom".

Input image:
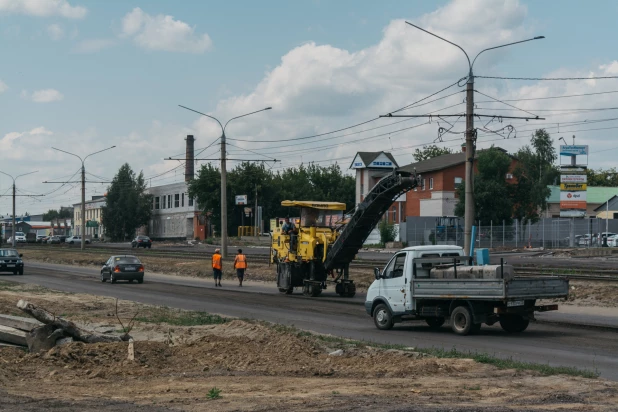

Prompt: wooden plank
[
  {"left": 0, "top": 314, "right": 42, "bottom": 331},
  {"left": 0, "top": 325, "right": 27, "bottom": 346}
]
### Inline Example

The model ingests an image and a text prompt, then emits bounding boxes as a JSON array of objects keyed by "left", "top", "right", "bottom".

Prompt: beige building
[{"left": 73, "top": 196, "right": 106, "bottom": 239}]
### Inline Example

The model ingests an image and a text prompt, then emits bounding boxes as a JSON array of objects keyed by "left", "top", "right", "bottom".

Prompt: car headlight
[{"left": 17, "top": 260, "right": 23, "bottom": 264}]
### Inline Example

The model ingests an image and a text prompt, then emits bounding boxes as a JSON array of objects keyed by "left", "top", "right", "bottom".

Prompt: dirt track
[{"left": 1, "top": 281, "right": 618, "bottom": 411}]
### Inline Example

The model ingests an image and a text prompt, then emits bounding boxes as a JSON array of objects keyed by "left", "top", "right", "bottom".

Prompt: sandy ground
[{"left": 1, "top": 281, "right": 618, "bottom": 411}]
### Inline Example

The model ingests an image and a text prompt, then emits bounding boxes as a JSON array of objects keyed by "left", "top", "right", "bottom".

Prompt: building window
[
  {"left": 429, "top": 178, "right": 434, "bottom": 190},
  {"left": 175, "top": 194, "right": 180, "bottom": 208},
  {"left": 168, "top": 195, "right": 172, "bottom": 209},
  {"left": 155, "top": 197, "right": 160, "bottom": 210},
  {"left": 421, "top": 179, "right": 426, "bottom": 190},
  {"left": 181, "top": 193, "right": 185, "bottom": 207},
  {"left": 454, "top": 177, "right": 463, "bottom": 187},
  {"left": 189, "top": 197, "right": 194, "bottom": 207}
]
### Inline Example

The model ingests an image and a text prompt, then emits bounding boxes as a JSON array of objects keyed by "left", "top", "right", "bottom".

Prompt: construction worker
[
  {"left": 281, "top": 217, "right": 297, "bottom": 250},
  {"left": 212, "top": 248, "right": 222, "bottom": 287},
  {"left": 233, "top": 248, "right": 247, "bottom": 287}
]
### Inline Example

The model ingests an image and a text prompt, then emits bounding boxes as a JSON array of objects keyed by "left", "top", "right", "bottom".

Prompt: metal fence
[{"left": 402, "top": 217, "right": 618, "bottom": 249}]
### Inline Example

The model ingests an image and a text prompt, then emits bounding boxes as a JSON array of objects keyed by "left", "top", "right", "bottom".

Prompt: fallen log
[
  {"left": 0, "top": 314, "right": 42, "bottom": 331},
  {"left": 17, "top": 299, "right": 131, "bottom": 343}
]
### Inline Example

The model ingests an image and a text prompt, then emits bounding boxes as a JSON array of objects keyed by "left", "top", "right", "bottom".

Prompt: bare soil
[{"left": 1, "top": 281, "right": 618, "bottom": 411}]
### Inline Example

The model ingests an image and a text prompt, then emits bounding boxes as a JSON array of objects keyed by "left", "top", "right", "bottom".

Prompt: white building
[{"left": 146, "top": 181, "right": 203, "bottom": 240}]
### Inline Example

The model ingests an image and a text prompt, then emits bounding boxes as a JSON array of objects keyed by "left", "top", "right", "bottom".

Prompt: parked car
[
  {"left": 131, "top": 236, "right": 152, "bottom": 249},
  {"left": 100, "top": 255, "right": 144, "bottom": 284},
  {"left": 58, "top": 235, "right": 67, "bottom": 242},
  {"left": 607, "top": 235, "right": 618, "bottom": 247},
  {"left": 47, "top": 236, "right": 61, "bottom": 244},
  {"left": 65, "top": 236, "right": 90, "bottom": 245},
  {"left": 8, "top": 232, "right": 27, "bottom": 244},
  {"left": 36, "top": 235, "right": 48, "bottom": 243},
  {"left": 0, "top": 248, "right": 24, "bottom": 275}
]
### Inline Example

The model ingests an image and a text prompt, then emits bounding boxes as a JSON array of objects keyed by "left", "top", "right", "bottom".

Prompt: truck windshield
[{"left": 300, "top": 209, "right": 344, "bottom": 228}]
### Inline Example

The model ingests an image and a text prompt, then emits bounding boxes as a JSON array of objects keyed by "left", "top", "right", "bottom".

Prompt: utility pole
[
  {"left": 178, "top": 105, "right": 272, "bottom": 258},
  {"left": 396, "top": 22, "right": 545, "bottom": 255},
  {"left": 255, "top": 185, "right": 259, "bottom": 237},
  {"left": 0, "top": 170, "right": 39, "bottom": 247},
  {"left": 51, "top": 146, "right": 116, "bottom": 250}
]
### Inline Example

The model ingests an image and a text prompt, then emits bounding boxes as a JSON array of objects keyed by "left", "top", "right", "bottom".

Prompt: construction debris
[
  {"left": 7, "top": 299, "right": 132, "bottom": 353},
  {"left": 0, "top": 313, "right": 43, "bottom": 331}
]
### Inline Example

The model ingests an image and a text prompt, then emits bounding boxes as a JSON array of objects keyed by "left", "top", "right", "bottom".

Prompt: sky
[{"left": 1, "top": 0, "right": 618, "bottom": 216}]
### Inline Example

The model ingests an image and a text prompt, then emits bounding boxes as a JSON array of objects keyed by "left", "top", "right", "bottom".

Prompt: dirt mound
[{"left": 1, "top": 320, "right": 473, "bottom": 381}]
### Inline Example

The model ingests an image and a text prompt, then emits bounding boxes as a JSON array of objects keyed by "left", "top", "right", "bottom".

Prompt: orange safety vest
[
  {"left": 234, "top": 254, "right": 247, "bottom": 269},
  {"left": 212, "top": 253, "right": 222, "bottom": 270}
]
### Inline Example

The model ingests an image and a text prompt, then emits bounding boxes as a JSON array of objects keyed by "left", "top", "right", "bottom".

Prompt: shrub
[{"left": 379, "top": 219, "right": 396, "bottom": 246}]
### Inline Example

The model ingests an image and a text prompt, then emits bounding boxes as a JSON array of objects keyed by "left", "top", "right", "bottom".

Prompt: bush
[{"left": 379, "top": 219, "right": 396, "bottom": 246}]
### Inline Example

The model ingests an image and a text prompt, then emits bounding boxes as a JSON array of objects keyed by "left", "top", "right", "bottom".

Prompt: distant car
[
  {"left": 607, "top": 235, "right": 618, "bottom": 247},
  {"left": 131, "top": 236, "right": 152, "bottom": 249},
  {"left": 36, "top": 235, "right": 48, "bottom": 243},
  {"left": 58, "top": 235, "right": 67, "bottom": 242},
  {"left": 100, "top": 255, "right": 144, "bottom": 284},
  {"left": 65, "top": 236, "right": 90, "bottom": 245},
  {"left": 47, "top": 236, "right": 61, "bottom": 244},
  {"left": 0, "top": 248, "right": 24, "bottom": 275},
  {"left": 8, "top": 232, "right": 27, "bottom": 244}
]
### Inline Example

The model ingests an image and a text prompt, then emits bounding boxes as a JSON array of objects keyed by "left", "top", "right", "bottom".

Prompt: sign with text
[
  {"left": 560, "top": 166, "right": 587, "bottom": 218},
  {"left": 560, "top": 183, "right": 587, "bottom": 191},
  {"left": 235, "top": 195, "right": 247, "bottom": 205},
  {"left": 560, "top": 174, "right": 587, "bottom": 183},
  {"left": 560, "top": 145, "right": 588, "bottom": 156}
]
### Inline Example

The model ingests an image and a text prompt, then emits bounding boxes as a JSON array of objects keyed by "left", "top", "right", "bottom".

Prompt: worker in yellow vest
[
  {"left": 212, "top": 248, "right": 222, "bottom": 287},
  {"left": 233, "top": 248, "right": 247, "bottom": 287}
]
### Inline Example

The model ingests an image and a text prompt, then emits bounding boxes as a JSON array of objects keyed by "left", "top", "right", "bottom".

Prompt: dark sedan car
[
  {"left": 131, "top": 236, "right": 152, "bottom": 249},
  {"left": 0, "top": 248, "right": 24, "bottom": 275},
  {"left": 100, "top": 255, "right": 144, "bottom": 284}
]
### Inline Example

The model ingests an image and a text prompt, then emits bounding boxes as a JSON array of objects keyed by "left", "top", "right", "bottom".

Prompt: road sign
[{"left": 235, "top": 195, "right": 247, "bottom": 205}]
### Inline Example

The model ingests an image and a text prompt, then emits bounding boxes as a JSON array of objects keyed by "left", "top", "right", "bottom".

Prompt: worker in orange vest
[
  {"left": 233, "top": 249, "right": 247, "bottom": 287},
  {"left": 212, "top": 248, "right": 223, "bottom": 287}
]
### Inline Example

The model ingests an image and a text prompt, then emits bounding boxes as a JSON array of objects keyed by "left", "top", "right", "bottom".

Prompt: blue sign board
[{"left": 560, "top": 145, "right": 588, "bottom": 156}]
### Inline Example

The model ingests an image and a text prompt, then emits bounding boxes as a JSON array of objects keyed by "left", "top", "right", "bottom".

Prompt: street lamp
[
  {"left": 179, "top": 105, "right": 272, "bottom": 258},
  {"left": 406, "top": 21, "right": 544, "bottom": 255},
  {"left": 52, "top": 146, "right": 116, "bottom": 250},
  {"left": 0, "top": 170, "right": 38, "bottom": 247}
]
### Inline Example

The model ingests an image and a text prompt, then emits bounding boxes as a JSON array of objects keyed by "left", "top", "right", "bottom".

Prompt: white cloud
[
  {"left": 0, "top": 0, "right": 86, "bottom": 19},
  {"left": 21, "top": 89, "right": 64, "bottom": 103},
  {"left": 47, "top": 23, "right": 64, "bottom": 41},
  {"left": 120, "top": 7, "right": 212, "bottom": 53},
  {"left": 73, "top": 38, "right": 115, "bottom": 54},
  {"left": 0, "top": 80, "right": 7, "bottom": 94}
]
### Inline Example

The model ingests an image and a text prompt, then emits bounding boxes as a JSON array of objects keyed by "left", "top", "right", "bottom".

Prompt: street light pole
[
  {"left": 0, "top": 170, "right": 38, "bottom": 247},
  {"left": 405, "top": 21, "right": 544, "bottom": 255},
  {"left": 178, "top": 105, "right": 272, "bottom": 258},
  {"left": 52, "top": 146, "right": 116, "bottom": 250}
]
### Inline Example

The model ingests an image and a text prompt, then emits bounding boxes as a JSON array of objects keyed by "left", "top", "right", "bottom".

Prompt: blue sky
[{"left": 1, "top": 0, "right": 617, "bottom": 215}]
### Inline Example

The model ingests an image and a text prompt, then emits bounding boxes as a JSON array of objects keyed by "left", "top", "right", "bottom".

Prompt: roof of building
[
  {"left": 593, "top": 195, "right": 618, "bottom": 212},
  {"left": 350, "top": 152, "right": 398, "bottom": 169},
  {"left": 398, "top": 147, "right": 509, "bottom": 175},
  {"left": 547, "top": 186, "right": 618, "bottom": 204}
]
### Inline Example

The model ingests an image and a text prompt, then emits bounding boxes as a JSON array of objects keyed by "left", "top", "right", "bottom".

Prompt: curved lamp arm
[
  {"left": 223, "top": 107, "right": 272, "bottom": 133},
  {"left": 178, "top": 105, "right": 224, "bottom": 133},
  {"left": 405, "top": 21, "right": 471, "bottom": 71},
  {"left": 471, "top": 36, "right": 545, "bottom": 69}
]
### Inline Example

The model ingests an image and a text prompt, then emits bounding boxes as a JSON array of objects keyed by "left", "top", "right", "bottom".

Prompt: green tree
[
  {"left": 378, "top": 219, "right": 397, "bottom": 246},
  {"left": 187, "top": 163, "right": 221, "bottom": 233},
  {"left": 101, "top": 163, "right": 152, "bottom": 241},
  {"left": 512, "top": 129, "right": 559, "bottom": 224},
  {"left": 413, "top": 145, "right": 452, "bottom": 162},
  {"left": 454, "top": 147, "right": 513, "bottom": 225},
  {"left": 586, "top": 168, "right": 618, "bottom": 186},
  {"left": 43, "top": 209, "right": 59, "bottom": 221}
]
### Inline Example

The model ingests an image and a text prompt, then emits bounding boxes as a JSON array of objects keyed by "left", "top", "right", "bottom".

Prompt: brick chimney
[{"left": 185, "top": 135, "right": 195, "bottom": 182}]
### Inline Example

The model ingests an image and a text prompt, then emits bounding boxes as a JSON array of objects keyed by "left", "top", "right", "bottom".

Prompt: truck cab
[{"left": 365, "top": 245, "right": 568, "bottom": 336}]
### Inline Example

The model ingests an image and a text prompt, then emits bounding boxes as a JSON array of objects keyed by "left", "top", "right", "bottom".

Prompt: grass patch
[
  {"left": 135, "top": 306, "right": 227, "bottom": 326},
  {"left": 206, "top": 387, "right": 222, "bottom": 400}
]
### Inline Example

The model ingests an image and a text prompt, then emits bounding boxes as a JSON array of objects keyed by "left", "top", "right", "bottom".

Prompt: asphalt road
[{"left": 3, "top": 262, "right": 618, "bottom": 381}]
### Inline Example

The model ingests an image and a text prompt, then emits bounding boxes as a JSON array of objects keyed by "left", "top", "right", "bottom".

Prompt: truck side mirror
[{"left": 374, "top": 267, "right": 381, "bottom": 280}]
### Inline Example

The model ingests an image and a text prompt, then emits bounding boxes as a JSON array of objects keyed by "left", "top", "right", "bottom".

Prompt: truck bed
[{"left": 412, "top": 276, "right": 568, "bottom": 300}]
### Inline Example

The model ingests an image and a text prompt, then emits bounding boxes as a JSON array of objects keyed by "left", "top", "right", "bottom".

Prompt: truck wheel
[
  {"left": 373, "top": 304, "right": 394, "bottom": 330},
  {"left": 450, "top": 306, "right": 473, "bottom": 336},
  {"left": 425, "top": 318, "right": 445, "bottom": 329},
  {"left": 278, "top": 287, "right": 293, "bottom": 294},
  {"left": 303, "top": 284, "right": 321, "bottom": 297},
  {"left": 499, "top": 315, "right": 529, "bottom": 333}
]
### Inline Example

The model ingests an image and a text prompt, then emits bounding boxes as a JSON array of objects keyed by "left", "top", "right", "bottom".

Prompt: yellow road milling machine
[{"left": 270, "top": 171, "right": 420, "bottom": 297}]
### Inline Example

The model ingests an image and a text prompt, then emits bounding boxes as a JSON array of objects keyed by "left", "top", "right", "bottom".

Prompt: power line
[
  {"left": 473, "top": 90, "right": 540, "bottom": 118},
  {"left": 474, "top": 89, "right": 618, "bottom": 103},
  {"left": 477, "top": 75, "right": 618, "bottom": 81}
]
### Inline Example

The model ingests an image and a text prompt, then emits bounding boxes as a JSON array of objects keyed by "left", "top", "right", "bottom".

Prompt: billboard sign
[
  {"left": 560, "top": 145, "right": 588, "bottom": 156},
  {"left": 235, "top": 195, "right": 247, "bottom": 205},
  {"left": 559, "top": 166, "right": 587, "bottom": 218}
]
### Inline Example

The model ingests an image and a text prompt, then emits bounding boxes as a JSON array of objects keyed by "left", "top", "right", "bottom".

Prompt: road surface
[{"left": 3, "top": 261, "right": 617, "bottom": 381}]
